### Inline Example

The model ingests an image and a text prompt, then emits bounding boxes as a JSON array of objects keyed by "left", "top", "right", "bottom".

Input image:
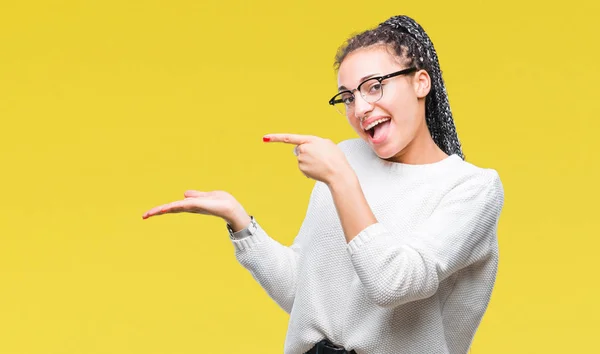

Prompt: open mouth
[
  {"left": 367, "top": 127, "right": 376, "bottom": 138},
  {"left": 364, "top": 118, "right": 391, "bottom": 139}
]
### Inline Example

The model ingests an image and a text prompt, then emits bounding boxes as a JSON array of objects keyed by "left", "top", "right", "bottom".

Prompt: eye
[
  {"left": 368, "top": 82, "right": 382, "bottom": 94},
  {"left": 341, "top": 93, "right": 354, "bottom": 105},
  {"left": 359, "top": 79, "right": 383, "bottom": 97}
]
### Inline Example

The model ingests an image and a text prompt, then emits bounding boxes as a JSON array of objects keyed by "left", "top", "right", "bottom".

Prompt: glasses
[{"left": 328, "top": 67, "right": 417, "bottom": 116}]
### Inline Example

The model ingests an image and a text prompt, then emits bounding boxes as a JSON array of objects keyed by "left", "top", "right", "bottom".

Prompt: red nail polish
[{"left": 263, "top": 137, "right": 270, "bottom": 142}]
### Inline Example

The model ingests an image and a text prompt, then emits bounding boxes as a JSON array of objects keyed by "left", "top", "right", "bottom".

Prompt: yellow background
[{"left": 1, "top": 0, "right": 598, "bottom": 353}]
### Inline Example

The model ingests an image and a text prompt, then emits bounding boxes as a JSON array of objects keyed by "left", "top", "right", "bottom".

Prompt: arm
[
  {"left": 260, "top": 133, "right": 503, "bottom": 308},
  {"left": 230, "top": 223, "right": 302, "bottom": 314},
  {"left": 141, "top": 186, "right": 315, "bottom": 314},
  {"left": 329, "top": 169, "right": 504, "bottom": 308},
  {"left": 327, "top": 171, "right": 377, "bottom": 244},
  {"left": 227, "top": 183, "right": 321, "bottom": 314}
]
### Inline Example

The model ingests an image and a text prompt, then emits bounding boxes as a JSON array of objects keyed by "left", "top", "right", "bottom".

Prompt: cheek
[
  {"left": 347, "top": 115, "right": 364, "bottom": 135},
  {"left": 381, "top": 89, "right": 419, "bottom": 124}
]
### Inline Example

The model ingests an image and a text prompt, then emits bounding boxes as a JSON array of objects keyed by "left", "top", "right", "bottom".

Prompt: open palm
[{"left": 142, "top": 190, "right": 239, "bottom": 221}]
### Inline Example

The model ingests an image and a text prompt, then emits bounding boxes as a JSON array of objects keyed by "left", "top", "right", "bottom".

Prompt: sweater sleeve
[
  {"left": 347, "top": 169, "right": 504, "bottom": 308},
  {"left": 230, "top": 183, "right": 319, "bottom": 314}
]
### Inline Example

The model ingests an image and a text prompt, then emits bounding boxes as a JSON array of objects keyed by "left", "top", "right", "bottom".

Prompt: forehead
[{"left": 337, "top": 46, "right": 403, "bottom": 88}]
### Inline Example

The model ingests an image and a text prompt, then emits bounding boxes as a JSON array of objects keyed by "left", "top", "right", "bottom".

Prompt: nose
[{"left": 352, "top": 93, "right": 374, "bottom": 121}]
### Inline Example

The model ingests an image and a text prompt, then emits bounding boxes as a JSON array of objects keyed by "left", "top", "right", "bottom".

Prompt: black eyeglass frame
[{"left": 328, "top": 67, "right": 418, "bottom": 108}]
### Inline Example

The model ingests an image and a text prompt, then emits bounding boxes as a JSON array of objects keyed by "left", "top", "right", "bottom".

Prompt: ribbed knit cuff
[
  {"left": 231, "top": 223, "right": 268, "bottom": 252},
  {"left": 347, "top": 222, "right": 387, "bottom": 255}
]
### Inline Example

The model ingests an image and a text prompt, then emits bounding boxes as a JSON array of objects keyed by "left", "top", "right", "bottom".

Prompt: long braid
[
  {"left": 334, "top": 15, "right": 465, "bottom": 159},
  {"left": 381, "top": 16, "right": 463, "bottom": 159}
]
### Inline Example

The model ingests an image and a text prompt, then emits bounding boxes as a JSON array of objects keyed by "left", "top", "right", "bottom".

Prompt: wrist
[
  {"left": 327, "top": 167, "right": 359, "bottom": 193},
  {"left": 224, "top": 205, "right": 252, "bottom": 232}
]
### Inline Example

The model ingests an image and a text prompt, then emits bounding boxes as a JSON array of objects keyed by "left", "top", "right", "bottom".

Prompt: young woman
[{"left": 143, "top": 15, "right": 504, "bottom": 354}]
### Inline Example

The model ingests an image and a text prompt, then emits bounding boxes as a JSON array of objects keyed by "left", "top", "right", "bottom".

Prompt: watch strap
[{"left": 227, "top": 216, "right": 257, "bottom": 240}]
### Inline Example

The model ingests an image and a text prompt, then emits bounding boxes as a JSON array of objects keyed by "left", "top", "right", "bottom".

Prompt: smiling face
[{"left": 336, "top": 45, "right": 433, "bottom": 162}]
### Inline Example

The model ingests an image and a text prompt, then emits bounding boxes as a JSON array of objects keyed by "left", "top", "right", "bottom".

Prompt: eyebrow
[{"left": 338, "top": 73, "right": 381, "bottom": 92}]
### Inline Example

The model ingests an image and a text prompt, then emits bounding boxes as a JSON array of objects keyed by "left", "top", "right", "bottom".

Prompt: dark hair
[{"left": 334, "top": 15, "right": 464, "bottom": 160}]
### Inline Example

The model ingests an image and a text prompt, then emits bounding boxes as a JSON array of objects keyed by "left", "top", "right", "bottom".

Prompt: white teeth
[{"left": 364, "top": 118, "right": 390, "bottom": 131}]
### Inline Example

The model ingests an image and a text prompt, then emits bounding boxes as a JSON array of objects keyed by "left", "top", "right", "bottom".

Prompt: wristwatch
[{"left": 227, "top": 215, "right": 258, "bottom": 239}]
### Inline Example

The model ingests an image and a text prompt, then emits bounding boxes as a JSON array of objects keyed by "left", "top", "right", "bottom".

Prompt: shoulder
[
  {"left": 335, "top": 138, "right": 380, "bottom": 176},
  {"left": 337, "top": 137, "right": 368, "bottom": 153},
  {"left": 453, "top": 158, "right": 503, "bottom": 188},
  {"left": 336, "top": 138, "right": 374, "bottom": 164},
  {"left": 446, "top": 158, "right": 505, "bottom": 209}
]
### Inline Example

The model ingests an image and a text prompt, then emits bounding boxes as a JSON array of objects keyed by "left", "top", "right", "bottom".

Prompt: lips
[{"left": 361, "top": 116, "right": 391, "bottom": 131}]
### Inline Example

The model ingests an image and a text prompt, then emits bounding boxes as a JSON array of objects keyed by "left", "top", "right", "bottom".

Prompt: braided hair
[{"left": 334, "top": 15, "right": 464, "bottom": 160}]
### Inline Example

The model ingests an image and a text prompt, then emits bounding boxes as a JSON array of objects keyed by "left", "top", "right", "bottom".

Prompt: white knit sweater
[{"left": 230, "top": 138, "right": 504, "bottom": 354}]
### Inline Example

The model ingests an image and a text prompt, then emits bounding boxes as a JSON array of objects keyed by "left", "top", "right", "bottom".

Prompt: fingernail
[{"left": 263, "top": 136, "right": 270, "bottom": 142}]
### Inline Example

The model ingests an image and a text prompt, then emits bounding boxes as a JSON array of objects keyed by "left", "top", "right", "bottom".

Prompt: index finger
[{"left": 263, "top": 134, "right": 315, "bottom": 145}]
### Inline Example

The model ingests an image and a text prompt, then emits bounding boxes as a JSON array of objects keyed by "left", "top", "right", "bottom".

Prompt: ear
[{"left": 413, "top": 69, "right": 431, "bottom": 98}]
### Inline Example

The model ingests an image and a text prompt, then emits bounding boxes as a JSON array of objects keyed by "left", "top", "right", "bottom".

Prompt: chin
[
  {"left": 357, "top": 131, "right": 404, "bottom": 160},
  {"left": 371, "top": 143, "right": 402, "bottom": 160}
]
